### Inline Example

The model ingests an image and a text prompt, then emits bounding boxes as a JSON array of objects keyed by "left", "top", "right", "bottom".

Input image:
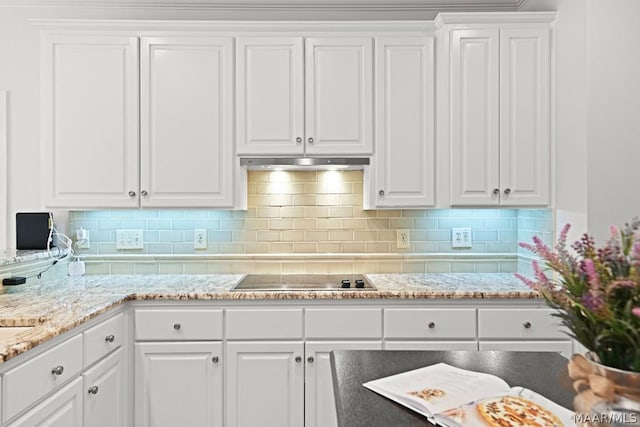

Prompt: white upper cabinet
[
  {"left": 305, "top": 37, "right": 373, "bottom": 155},
  {"left": 447, "top": 19, "right": 552, "bottom": 206},
  {"left": 372, "top": 36, "right": 435, "bottom": 208},
  {"left": 499, "top": 28, "right": 551, "bottom": 206},
  {"left": 140, "top": 36, "right": 234, "bottom": 207},
  {"left": 236, "top": 36, "right": 373, "bottom": 156},
  {"left": 236, "top": 37, "right": 304, "bottom": 155},
  {"left": 41, "top": 34, "right": 140, "bottom": 208}
]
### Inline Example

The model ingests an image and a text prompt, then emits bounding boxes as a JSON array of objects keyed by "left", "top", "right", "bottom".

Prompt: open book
[{"left": 363, "top": 363, "right": 574, "bottom": 427}]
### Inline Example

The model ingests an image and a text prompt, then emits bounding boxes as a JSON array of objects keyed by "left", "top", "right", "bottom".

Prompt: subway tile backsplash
[{"left": 69, "top": 171, "right": 553, "bottom": 274}]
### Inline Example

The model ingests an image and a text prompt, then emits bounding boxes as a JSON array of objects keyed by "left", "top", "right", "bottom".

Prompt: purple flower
[
  {"left": 583, "top": 259, "right": 600, "bottom": 288},
  {"left": 633, "top": 307, "right": 640, "bottom": 318},
  {"left": 514, "top": 273, "right": 537, "bottom": 290},
  {"left": 532, "top": 261, "right": 552, "bottom": 290},
  {"left": 581, "top": 290, "right": 605, "bottom": 313},
  {"left": 610, "top": 225, "right": 619, "bottom": 240}
]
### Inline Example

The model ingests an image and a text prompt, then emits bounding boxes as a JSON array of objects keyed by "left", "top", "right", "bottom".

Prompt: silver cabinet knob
[
  {"left": 492, "top": 188, "right": 500, "bottom": 195},
  {"left": 128, "top": 191, "right": 136, "bottom": 197},
  {"left": 105, "top": 334, "right": 115, "bottom": 343},
  {"left": 51, "top": 365, "right": 64, "bottom": 376},
  {"left": 523, "top": 321, "right": 532, "bottom": 329},
  {"left": 141, "top": 190, "right": 148, "bottom": 196},
  {"left": 173, "top": 323, "right": 181, "bottom": 330},
  {"left": 307, "top": 137, "right": 314, "bottom": 144},
  {"left": 307, "top": 356, "right": 314, "bottom": 363},
  {"left": 295, "top": 356, "right": 302, "bottom": 363},
  {"left": 428, "top": 322, "right": 436, "bottom": 329},
  {"left": 504, "top": 188, "right": 511, "bottom": 195},
  {"left": 88, "top": 386, "right": 99, "bottom": 395},
  {"left": 296, "top": 137, "right": 302, "bottom": 143},
  {"left": 212, "top": 356, "right": 219, "bottom": 364},
  {"left": 378, "top": 190, "right": 385, "bottom": 196}
]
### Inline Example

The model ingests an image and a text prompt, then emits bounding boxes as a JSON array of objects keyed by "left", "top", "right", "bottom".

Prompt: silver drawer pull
[
  {"left": 212, "top": 356, "right": 219, "bottom": 364},
  {"left": 295, "top": 356, "right": 302, "bottom": 363},
  {"left": 307, "top": 356, "right": 314, "bottom": 363},
  {"left": 428, "top": 322, "right": 436, "bottom": 329},
  {"left": 523, "top": 321, "right": 532, "bottom": 329},
  {"left": 88, "top": 386, "right": 99, "bottom": 395},
  {"left": 51, "top": 365, "right": 64, "bottom": 376},
  {"left": 173, "top": 323, "right": 181, "bottom": 330},
  {"left": 105, "top": 334, "right": 115, "bottom": 343}
]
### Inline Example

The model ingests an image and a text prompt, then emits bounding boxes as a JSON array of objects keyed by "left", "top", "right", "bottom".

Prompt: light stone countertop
[{"left": 0, "top": 272, "right": 537, "bottom": 363}]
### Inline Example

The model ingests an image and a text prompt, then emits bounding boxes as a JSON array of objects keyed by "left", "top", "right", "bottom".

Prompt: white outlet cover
[
  {"left": 451, "top": 228, "right": 472, "bottom": 248},
  {"left": 194, "top": 229, "right": 207, "bottom": 249},
  {"left": 396, "top": 229, "right": 410, "bottom": 249},
  {"left": 116, "top": 229, "right": 144, "bottom": 249}
]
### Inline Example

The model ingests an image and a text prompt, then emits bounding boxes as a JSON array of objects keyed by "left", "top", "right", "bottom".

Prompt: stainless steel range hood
[{"left": 240, "top": 157, "right": 369, "bottom": 170}]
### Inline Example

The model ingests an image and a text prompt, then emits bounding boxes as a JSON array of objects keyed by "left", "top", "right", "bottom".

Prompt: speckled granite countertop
[{"left": 0, "top": 273, "right": 537, "bottom": 363}]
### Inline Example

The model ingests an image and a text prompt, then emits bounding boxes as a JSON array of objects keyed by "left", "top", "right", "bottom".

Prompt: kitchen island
[{"left": 330, "top": 349, "right": 575, "bottom": 427}]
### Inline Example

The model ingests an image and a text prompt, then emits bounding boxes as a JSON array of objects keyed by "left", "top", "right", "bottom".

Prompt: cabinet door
[
  {"left": 374, "top": 36, "right": 435, "bottom": 207},
  {"left": 226, "top": 341, "right": 304, "bottom": 427},
  {"left": 83, "top": 347, "right": 126, "bottom": 427},
  {"left": 7, "top": 378, "right": 83, "bottom": 427},
  {"left": 41, "top": 34, "right": 139, "bottom": 208},
  {"left": 450, "top": 29, "right": 500, "bottom": 206},
  {"left": 135, "top": 342, "right": 223, "bottom": 427},
  {"left": 478, "top": 341, "right": 573, "bottom": 358},
  {"left": 140, "top": 36, "right": 234, "bottom": 207},
  {"left": 499, "top": 28, "right": 551, "bottom": 206},
  {"left": 305, "top": 37, "right": 373, "bottom": 155},
  {"left": 305, "top": 341, "right": 382, "bottom": 427},
  {"left": 236, "top": 37, "right": 304, "bottom": 155}
]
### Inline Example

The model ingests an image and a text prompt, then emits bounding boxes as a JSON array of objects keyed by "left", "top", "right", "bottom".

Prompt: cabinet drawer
[
  {"left": 478, "top": 308, "right": 565, "bottom": 339},
  {"left": 3, "top": 334, "right": 83, "bottom": 422},
  {"left": 384, "top": 341, "right": 478, "bottom": 351},
  {"left": 135, "top": 309, "right": 223, "bottom": 341},
  {"left": 84, "top": 313, "right": 125, "bottom": 367},
  {"left": 384, "top": 309, "right": 476, "bottom": 339},
  {"left": 226, "top": 309, "right": 303, "bottom": 339},
  {"left": 305, "top": 308, "right": 382, "bottom": 339},
  {"left": 478, "top": 340, "right": 573, "bottom": 358}
]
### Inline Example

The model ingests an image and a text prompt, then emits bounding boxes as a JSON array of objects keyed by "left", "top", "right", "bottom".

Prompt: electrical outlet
[
  {"left": 75, "top": 228, "right": 90, "bottom": 249},
  {"left": 194, "top": 229, "right": 207, "bottom": 250},
  {"left": 396, "top": 229, "right": 410, "bottom": 249},
  {"left": 116, "top": 229, "right": 144, "bottom": 249},
  {"left": 451, "top": 228, "right": 472, "bottom": 248}
]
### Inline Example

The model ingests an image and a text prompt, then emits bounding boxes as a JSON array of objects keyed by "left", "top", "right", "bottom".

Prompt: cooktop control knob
[
  {"left": 341, "top": 279, "right": 351, "bottom": 288},
  {"left": 355, "top": 279, "right": 365, "bottom": 288}
]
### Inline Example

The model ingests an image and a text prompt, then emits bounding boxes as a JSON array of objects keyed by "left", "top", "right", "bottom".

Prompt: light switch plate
[{"left": 116, "top": 229, "right": 144, "bottom": 249}]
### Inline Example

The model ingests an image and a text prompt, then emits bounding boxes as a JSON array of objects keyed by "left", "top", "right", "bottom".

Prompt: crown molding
[
  {"left": 1, "top": 0, "right": 528, "bottom": 11},
  {"left": 434, "top": 10, "right": 556, "bottom": 28}
]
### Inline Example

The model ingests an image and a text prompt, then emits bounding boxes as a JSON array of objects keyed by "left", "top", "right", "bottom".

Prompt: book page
[
  {"left": 363, "top": 363, "right": 510, "bottom": 416},
  {"left": 435, "top": 386, "right": 575, "bottom": 427}
]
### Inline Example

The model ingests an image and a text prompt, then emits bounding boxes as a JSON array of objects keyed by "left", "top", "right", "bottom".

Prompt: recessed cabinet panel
[
  {"left": 226, "top": 341, "right": 304, "bottom": 427},
  {"left": 236, "top": 37, "right": 304, "bottom": 155},
  {"left": 479, "top": 340, "right": 572, "bottom": 358},
  {"left": 141, "top": 37, "right": 234, "bottom": 207},
  {"left": 384, "top": 308, "right": 476, "bottom": 339},
  {"left": 304, "top": 341, "right": 382, "bottom": 427},
  {"left": 478, "top": 308, "right": 565, "bottom": 339},
  {"left": 499, "top": 28, "right": 550, "bottom": 206},
  {"left": 7, "top": 378, "right": 83, "bottom": 427},
  {"left": 41, "top": 34, "right": 139, "bottom": 208},
  {"left": 305, "top": 37, "right": 373, "bottom": 155},
  {"left": 135, "top": 342, "right": 223, "bottom": 427},
  {"left": 83, "top": 348, "right": 126, "bottom": 427},
  {"left": 374, "top": 37, "right": 435, "bottom": 207},
  {"left": 450, "top": 29, "right": 500, "bottom": 206}
]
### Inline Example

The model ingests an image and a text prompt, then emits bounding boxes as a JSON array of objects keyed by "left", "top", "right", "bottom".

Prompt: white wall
[
  {"left": 586, "top": 0, "right": 640, "bottom": 243},
  {"left": 0, "top": 91, "right": 6, "bottom": 250},
  {"left": 521, "top": 0, "right": 589, "bottom": 242}
]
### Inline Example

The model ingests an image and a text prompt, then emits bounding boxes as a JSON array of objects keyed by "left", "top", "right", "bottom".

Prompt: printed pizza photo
[
  {"left": 408, "top": 388, "right": 447, "bottom": 401},
  {"left": 476, "top": 395, "right": 564, "bottom": 427}
]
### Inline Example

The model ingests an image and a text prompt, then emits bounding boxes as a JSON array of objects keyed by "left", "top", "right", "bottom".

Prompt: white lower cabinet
[
  {"left": 83, "top": 348, "right": 126, "bottom": 427},
  {"left": 7, "top": 377, "right": 83, "bottom": 427},
  {"left": 384, "top": 341, "right": 478, "bottom": 351},
  {"left": 478, "top": 341, "right": 573, "bottom": 358},
  {"left": 304, "top": 341, "right": 382, "bottom": 427},
  {"left": 225, "top": 341, "right": 304, "bottom": 427},
  {"left": 134, "top": 341, "right": 223, "bottom": 427}
]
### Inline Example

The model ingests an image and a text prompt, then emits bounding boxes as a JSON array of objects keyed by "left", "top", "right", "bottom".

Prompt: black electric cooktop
[{"left": 231, "top": 274, "right": 375, "bottom": 291}]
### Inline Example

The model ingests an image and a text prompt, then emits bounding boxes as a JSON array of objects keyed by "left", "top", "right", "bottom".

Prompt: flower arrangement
[{"left": 516, "top": 218, "right": 640, "bottom": 372}]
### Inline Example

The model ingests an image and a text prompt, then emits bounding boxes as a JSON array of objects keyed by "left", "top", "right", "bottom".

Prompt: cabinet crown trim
[{"left": 434, "top": 11, "right": 556, "bottom": 28}]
